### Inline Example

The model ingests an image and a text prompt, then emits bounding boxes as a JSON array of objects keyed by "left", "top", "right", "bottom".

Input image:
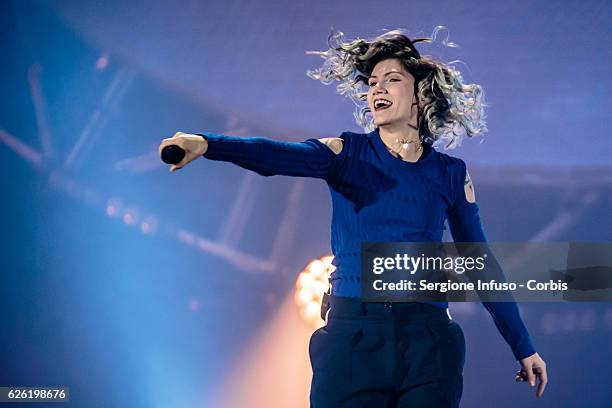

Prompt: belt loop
[{"left": 359, "top": 301, "right": 367, "bottom": 316}]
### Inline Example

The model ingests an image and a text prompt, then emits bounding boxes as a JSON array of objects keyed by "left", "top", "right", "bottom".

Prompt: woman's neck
[
  {"left": 379, "top": 122, "right": 422, "bottom": 162},
  {"left": 379, "top": 118, "right": 420, "bottom": 141}
]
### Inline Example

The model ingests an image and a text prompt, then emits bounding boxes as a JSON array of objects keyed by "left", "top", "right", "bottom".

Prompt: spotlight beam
[
  {"left": 0, "top": 129, "right": 42, "bottom": 165},
  {"left": 28, "top": 64, "right": 55, "bottom": 159}
]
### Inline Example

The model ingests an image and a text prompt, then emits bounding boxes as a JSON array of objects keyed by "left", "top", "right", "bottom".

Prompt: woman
[{"left": 159, "top": 27, "right": 547, "bottom": 407}]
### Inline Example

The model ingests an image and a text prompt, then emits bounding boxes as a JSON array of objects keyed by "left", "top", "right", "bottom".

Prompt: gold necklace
[{"left": 386, "top": 138, "right": 423, "bottom": 157}]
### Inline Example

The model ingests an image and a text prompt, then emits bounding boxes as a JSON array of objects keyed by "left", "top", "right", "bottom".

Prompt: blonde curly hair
[{"left": 306, "top": 26, "right": 488, "bottom": 149}]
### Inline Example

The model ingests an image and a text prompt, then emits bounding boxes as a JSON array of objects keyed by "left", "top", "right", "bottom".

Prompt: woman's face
[{"left": 367, "top": 58, "right": 417, "bottom": 128}]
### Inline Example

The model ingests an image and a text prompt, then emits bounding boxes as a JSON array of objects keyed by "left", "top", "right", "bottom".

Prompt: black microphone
[{"left": 161, "top": 145, "right": 186, "bottom": 165}]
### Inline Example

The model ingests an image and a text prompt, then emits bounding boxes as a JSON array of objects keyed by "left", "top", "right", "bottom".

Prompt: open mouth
[{"left": 374, "top": 98, "right": 393, "bottom": 111}]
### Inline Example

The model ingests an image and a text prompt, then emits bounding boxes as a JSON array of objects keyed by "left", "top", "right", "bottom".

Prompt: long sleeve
[
  {"left": 448, "top": 158, "right": 536, "bottom": 361},
  {"left": 196, "top": 132, "right": 342, "bottom": 180}
]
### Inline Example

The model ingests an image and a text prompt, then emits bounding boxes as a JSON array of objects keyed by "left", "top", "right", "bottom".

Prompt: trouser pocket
[
  {"left": 426, "top": 320, "right": 466, "bottom": 376},
  {"left": 426, "top": 319, "right": 466, "bottom": 405},
  {"left": 308, "top": 320, "right": 363, "bottom": 405}
]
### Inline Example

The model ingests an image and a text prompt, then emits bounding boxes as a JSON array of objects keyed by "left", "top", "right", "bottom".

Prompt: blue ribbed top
[{"left": 198, "top": 128, "right": 536, "bottom": 360}]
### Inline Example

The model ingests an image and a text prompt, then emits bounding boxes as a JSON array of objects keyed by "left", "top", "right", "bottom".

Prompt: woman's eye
[{"left": 369, "top": 79, "right": 399, "bottom": 87}]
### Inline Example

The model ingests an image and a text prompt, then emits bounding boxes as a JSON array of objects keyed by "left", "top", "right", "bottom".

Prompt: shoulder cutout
[
  {"left": 317, "top": 137, "right": 344, "bottom": 155},
  {"left": 464, "top": 169, "right": 476, "bottom": 203}
]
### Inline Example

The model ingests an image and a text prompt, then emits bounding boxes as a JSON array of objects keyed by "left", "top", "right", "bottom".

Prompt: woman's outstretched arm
[
  {"left": 447, "top": 158, "right": 548, "bottom": 397},
  {"left": 158, "top": 131, "right": 345, "bottom": 180}
]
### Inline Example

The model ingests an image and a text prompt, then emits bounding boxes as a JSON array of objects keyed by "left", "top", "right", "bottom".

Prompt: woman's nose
[{"left": 373, "top": 84, "right": 388, "bottom": 93}]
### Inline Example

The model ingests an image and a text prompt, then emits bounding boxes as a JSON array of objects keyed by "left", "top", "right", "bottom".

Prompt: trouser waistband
[{"left": 326, "top": 295, "right": 449, "bottom": 321}]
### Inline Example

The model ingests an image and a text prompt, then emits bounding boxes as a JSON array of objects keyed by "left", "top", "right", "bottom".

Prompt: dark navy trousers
[{"left": 308, "top": 296, "right": 465, "bottom": 408}]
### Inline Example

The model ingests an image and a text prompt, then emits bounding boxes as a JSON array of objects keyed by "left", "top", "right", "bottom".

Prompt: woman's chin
[{"left": 374, "top": 118, "right": 391, "bottom": 127}]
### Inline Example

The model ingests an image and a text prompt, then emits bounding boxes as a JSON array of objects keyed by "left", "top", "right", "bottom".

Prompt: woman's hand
[
  {"left": 515, "top": 352, "right": 548, "bottom": 398},
  {"left": 158, "top": 131, "right": 208, "bottom": 172}
]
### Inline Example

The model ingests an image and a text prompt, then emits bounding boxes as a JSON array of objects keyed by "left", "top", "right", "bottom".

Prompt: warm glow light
[
  {"left": 123, "top": 212, "right": 135, "bottom": 225},
  {"left": 140, "top": 216, "right": 158, "bottom": 235},
  {"left": 294, "top": 255, "right": 335, "bottom": 327},
  {"left": 106, "top": 198, "right": 122, "bottom": 217},
  {"left": 122, "top": 208, "right": 139, "bottom": 225},
  {"left": 106, "top": 205, "right": 116, "bottom": 216},
  {"left": 96, "top": 54, "right": 109, "bottom": 70}
]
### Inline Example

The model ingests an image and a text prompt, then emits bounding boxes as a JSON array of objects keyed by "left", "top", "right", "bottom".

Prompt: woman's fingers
[
  {"left": 159, "top": 132, "right": 201, "bottom": 172},
  {"left": 159, "top": 132, "right": 206, "bottom": 172},
  {"left": 169, "top": 153, "right": 191, "bottom": 172},
  {"left": 516, "top": 359, "right": 548, "bottom": 398},
  {"left": 158, "top": 132, "right": 185, "bottom": 155},
  {"left": 170, "top": 160, "right": 189, "bottom": 172},
  {"left": 524, "top": 362, "right": 536, "bottom": 387},
  {"left": 534, "top": 366, "right": 548, "bottom": 398}
]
